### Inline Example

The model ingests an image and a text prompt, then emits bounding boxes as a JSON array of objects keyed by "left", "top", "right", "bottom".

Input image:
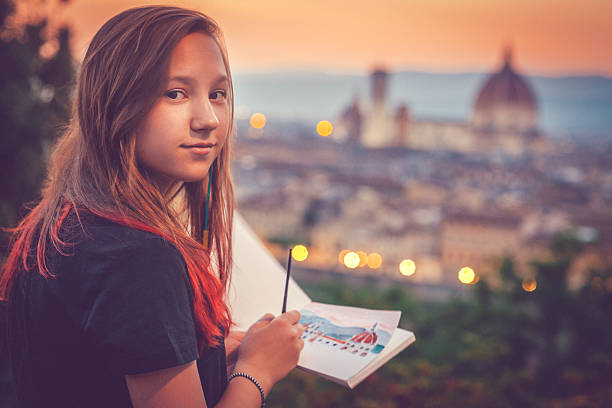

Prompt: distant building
[
  {"left": 471, "top": 46, "right": 538, "bottom": 136},
  {"left": 337, "top": 45, "right": 551, "bottom": 156},
  {"left": 441, "top": 211, "right": 523, "bottom": 285},
  {"left": 336, "top": 97, "right": 362, "bottom": 144}
]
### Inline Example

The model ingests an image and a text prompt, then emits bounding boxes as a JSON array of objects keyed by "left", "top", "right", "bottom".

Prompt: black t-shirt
[{"left": 6, "top": 213, "right": 227, "bottom": 407}]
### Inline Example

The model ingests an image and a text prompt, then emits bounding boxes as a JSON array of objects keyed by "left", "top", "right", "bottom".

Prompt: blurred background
[{"left": 1, "top": 0, "right": 611, "bottom": 406}]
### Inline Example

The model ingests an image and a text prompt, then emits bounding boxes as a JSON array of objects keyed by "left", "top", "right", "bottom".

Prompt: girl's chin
[
  {"left": 181, "top": 172, "right": 212, "bottom": 184},
  {"left": 147, "top": 171, "right": 211, "bottom": 194}
]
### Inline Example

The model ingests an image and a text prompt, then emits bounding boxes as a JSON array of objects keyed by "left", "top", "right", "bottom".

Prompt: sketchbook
[{"left": 228, "top": 212, "right": 416, "bottom": 388}]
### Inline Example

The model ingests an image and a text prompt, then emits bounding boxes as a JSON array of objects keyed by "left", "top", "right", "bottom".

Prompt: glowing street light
[
  {"left": 338, "top": 249, "right": 350, "bottom": 264},
  {"left": 357, "top": 251, "right": 368, "bottom": 267},
  {"left": 458, "top": 267, "right": 475, "bottom": 284},
  {"left": 367, "top": 253, "right": 382, "bottom": 269},
  {"left": 343, "top": 251, "right": 360, "bottom": 269},
  {"left": 316, "top": 120, "right": 333, "bottom": 137},
  {"left": 250, "top": 113, "right": 266, "bottom": 129},
  {"left": 292, "top": 244, "right": 308, "bottom": 262},
  {"left": 399, "top": 259, "right": 416, "bottom": 276},
  {"left": 522, "top": 279, "right": 537, "bottom": 292}
]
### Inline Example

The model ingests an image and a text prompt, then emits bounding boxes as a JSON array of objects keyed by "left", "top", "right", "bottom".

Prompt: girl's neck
[{"left": 164, "top": 181, "right": 185, "bottom": 201}]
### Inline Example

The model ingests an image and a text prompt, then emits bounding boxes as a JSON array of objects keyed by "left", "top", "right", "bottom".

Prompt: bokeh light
[
  {"left": 399, "top": 259, "right": 416, "bottom": 276},
  {"left": 316, "top": 120, "right": 333, "bottom": 136},
  {"left": 338, "top": 249, "right": 350, "bottom": 264},
  {"left": 367, "top": 253, "right": 382, "bottom": 269},
  {"left": 250, "top": 112, "right": 266, "bottom": 129},
  {"left": 343, "top": 251, "right": 360, "bottom": 269},
  {"left": 357, "top": 251, "right": 368, "bottom": 267},
  {"left": 458, "top": 267, "right": 475, "bottom": 284},
  {"left": 522, "top": 278, "right": 537, "bottom": 292},
  {"left": 292, "top": 244, "right": 308, "bottom": 262}
]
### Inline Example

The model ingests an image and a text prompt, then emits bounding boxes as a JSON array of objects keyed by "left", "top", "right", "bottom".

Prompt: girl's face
[{"left": 135, "top": 32, "right": 230, "bottom": 195}]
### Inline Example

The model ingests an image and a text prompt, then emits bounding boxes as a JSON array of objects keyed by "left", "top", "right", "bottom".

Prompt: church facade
[{"left": 335, "top": 46, "right": 551, "bottom": 156}]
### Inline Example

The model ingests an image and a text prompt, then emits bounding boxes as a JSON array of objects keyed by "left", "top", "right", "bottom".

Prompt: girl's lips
[
  {"left": 182, "top": 145, "right": 213, "bottom": 155},
  {"left": 181, "top": 143, "right": 216, "bottom": 155}
]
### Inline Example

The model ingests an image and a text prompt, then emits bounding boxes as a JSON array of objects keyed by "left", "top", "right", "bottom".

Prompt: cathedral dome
[
  {"left": 351, "top": 330, "right": 378, "bottom": 344},
  {"left": 471, "top": 46, "right": 538, "bottom": 135}
]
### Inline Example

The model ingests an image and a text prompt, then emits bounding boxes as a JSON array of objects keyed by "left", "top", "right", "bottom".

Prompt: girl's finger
[
  {"left": 248, "top": 313, "right": 275, "bottom": 330},
  {"left": 277, "top": 310, "right": 301, "bottom": 324},
  {"left": 258, "top": 313, "right": 275, "bottom": 322}
]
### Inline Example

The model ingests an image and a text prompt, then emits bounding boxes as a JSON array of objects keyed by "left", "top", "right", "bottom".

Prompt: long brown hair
[{"left": 0, "top": 6, "right": 235, "bottom": 352}]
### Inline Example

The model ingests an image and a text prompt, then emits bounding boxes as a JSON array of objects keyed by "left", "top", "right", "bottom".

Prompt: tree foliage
[
  {"left": 0, "top": 0, "right": 74, "bottom": 405},
  {"left": 0, "top": 0, "right": 74, "bottom": 231}
]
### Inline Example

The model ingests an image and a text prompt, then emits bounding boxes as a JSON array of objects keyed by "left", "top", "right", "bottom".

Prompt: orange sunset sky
[{"left": 48, "top": 0, "right": 612, "bottom": 76}]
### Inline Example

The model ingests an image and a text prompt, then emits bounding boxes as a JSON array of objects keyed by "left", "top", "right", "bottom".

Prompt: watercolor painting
[{"left": 297, "top": 302, "right": 401, "bottom": 381}]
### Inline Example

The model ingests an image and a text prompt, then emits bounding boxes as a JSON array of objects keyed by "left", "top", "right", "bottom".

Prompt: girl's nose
[{"left": 190, "top": 99, "right": 219, "bottom": 131}]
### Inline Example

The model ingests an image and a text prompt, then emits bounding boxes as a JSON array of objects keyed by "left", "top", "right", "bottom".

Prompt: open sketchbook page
[
  {"left": 297, "top": 302, "right": 401, "bottom": 383},
  {"left": 346, "top": 328, "right": 416, "bottom": 388},
  {"left": 228, "top": 212, "right": 415, "bottom": 387},
  {"left": 228, "top": 212, "right": 311, "bottom": 329}
]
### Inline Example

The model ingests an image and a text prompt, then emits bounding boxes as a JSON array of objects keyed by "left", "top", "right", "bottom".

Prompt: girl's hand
[
  {"left": 232, "top": 310, "right": 305, "bottom": 395},
  {"left": 225, "top": 329, "right": 246, "bottom": 376}
]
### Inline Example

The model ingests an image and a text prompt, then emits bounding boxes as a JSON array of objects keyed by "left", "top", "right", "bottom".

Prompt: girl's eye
[
  {"left": 210, "top": 90, "right": 227, "bottom": 101},
  {"left": 166, "top": 90, "right": 186, "bottom": 100}
]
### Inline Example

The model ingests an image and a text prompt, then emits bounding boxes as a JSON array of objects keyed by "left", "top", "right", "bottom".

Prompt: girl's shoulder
[
  {"left": 53, "top": 209, "right": 186, "bottom": 275},
  {"left": 49, "top": 210, "right": 189, "bottom": 292},
  {"left": 41, "top": 208, "right": 192, "bottom": 306}
]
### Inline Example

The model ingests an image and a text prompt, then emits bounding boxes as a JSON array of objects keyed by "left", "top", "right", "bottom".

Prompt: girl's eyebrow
[
  {"left": 168, "top": 74, "right": 228, "bottom": 86},
  {"left": 168, "top": 75, "right": 195, "bottom": 86},
  {"left": 212, "top": 74, "right": 229, "bottom": 86}
]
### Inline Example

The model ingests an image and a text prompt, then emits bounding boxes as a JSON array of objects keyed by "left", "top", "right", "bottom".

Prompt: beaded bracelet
[{"left": 229, "top": 371, "right": 266, "bottom": 408}]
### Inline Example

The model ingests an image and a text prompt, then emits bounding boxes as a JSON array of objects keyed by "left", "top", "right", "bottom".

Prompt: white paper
[
  {"left": 297, "top": 302, "right": 401, "bottom": 382},
  {"left": 229, "top": 211, "right": 415, "bottom": 387},
  {"left": 228, "top": 212, "right": 311, "bottom": 329}
]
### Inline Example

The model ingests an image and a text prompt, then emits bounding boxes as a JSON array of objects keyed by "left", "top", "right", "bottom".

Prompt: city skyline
[{"left": 54, "top": 0, "right": 612, "bottom": 76}]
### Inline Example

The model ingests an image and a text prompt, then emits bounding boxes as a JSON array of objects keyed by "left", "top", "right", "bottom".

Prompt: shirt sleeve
[{"left": 81, "top": 236, "right": 200, "bottom": 375}]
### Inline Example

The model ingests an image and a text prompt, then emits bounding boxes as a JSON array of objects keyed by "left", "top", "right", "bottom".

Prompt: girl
[{"left": 1, "top": 5, "right": 304, "bottom": 408}]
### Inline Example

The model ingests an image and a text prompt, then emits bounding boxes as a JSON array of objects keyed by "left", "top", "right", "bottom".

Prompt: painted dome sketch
[
  {"left": 296, "top": 302, "right": 403, "bottom": 385},
  {"left": 300, "top": 309, "right": 390, "bottom": 358}
]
